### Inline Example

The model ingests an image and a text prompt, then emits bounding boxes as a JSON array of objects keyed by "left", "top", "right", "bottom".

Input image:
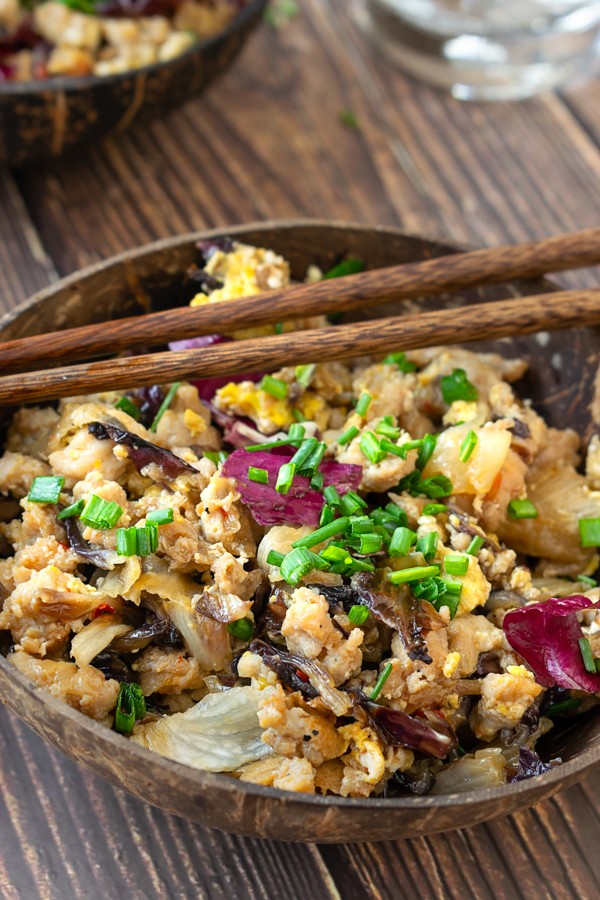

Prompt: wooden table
[{"left": 1, "top": 2, "right": 600, "bottom": 897}]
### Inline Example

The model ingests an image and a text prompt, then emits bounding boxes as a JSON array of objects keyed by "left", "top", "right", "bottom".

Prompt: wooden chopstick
[
  {"left": 2, "top": 287, "right": 599, "bottom": 405},
  {"left": 2, "top": 227, "right": 600, "bottom": 374}
]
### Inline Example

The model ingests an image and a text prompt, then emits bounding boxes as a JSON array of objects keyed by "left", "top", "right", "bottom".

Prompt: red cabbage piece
[
  {"left": 503, "top": 595, "right": 600, "bottom": 692},
  {"left": 222, "top": 448, "right": 361, "bottom": 526},
  {"left": 510, "top": 747, "right": 556, "bottom": 783}
]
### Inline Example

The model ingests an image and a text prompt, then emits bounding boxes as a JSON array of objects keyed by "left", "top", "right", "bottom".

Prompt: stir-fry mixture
[
  {"left": 0, "top": 0, "right": 247, "bottom": 80},
  {"left": 1, "top": 238, "right": 600, "bottom": 799}
]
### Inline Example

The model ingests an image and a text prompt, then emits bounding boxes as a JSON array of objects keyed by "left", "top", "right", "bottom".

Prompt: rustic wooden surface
[{"left": 2, "top": 0, "right": 600, "bottom": 896}]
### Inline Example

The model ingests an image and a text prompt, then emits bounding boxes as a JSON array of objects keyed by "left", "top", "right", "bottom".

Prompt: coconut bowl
[
  {"left": 0, "top": 0, "right": 267, "bottom": 166},
  {"left": 0, "top": 220, "right": 599, "bottom": 843}
]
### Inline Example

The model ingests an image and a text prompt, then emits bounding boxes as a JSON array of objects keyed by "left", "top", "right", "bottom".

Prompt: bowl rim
[
  {"left": 0, "top": 0, "right": 267, "bottom": 96},
  {"left": 1, "top": 217, "right": 598, "bottom": 814}
]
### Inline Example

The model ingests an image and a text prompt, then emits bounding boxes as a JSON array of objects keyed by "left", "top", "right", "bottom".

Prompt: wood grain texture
[
  {"left": 3, "top": 226, "right": 600, "bottom": 372},
  {"left": 1, "top": 0, "right": 600, "bottom": 895}
]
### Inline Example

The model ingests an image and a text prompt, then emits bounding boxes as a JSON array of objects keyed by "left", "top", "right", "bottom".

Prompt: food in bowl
[
  {"left": 0, "top": 0, "right": 248, "bottom": 80},
  {"left": 1, "top": 237, "right": 599, "bottom": 800}
]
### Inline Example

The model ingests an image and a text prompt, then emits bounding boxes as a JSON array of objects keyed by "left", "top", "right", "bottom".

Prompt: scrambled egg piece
[{"left": 214, "top": 382, "right": 329, "bottom": 434}]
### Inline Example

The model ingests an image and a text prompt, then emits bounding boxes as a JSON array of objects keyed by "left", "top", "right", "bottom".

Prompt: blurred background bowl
[
  {"left": 0, "top": 220, "right": 599, "bottom": 842},
  {"left": 0, "top": 0, "right": 267, "bottom": 167}
]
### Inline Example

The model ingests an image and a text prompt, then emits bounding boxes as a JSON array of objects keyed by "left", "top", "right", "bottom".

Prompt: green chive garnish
[
  {"left": 382, "top": 352, "right": 416, "bottom": 373},
  {"left": 545, "top": 698, "right": 582, "bottom": 717},
  {"left": 384, "top": 503, "right": 406, "bottom": 524},
  {"left": 323, "top": 258, "right": 365, "bottom": 280},
  {"left": 281, "top": 547, "right": 326, "bottom": 585},
  {"left": 579, "top": 517, "right": 600, "bottom": 547},
  {"left": 28, "top": 475, "right": 65, "bottom": 505},
  {"left": 275, "top": 462, "right": 295, "bottom": 494},
  {"left": 356, "top": 392, "right": 372, "bottom": 417},
  {"left": 274, "top": 322, "right": 283, "bottom": 334},
  {"left": 577, "top": 574, "right": 598, "bottom": 587},
  {"left": 337, "top": 425, "right": 359, "bottom": 446},
  {"left": 266, "top": 550, "right": 285, "bottom": 566},
  {"left": 459, "top": 429, "right": 478, "bottom": 462},
  {"left": 348, "top": 605, "right": 370, "bottom": 626},
  {"left": 578, "top": 636, "right": 597, "bottom": 674},
  {"left": 324, "top": 485, "right": 341, "bottom": 507},
  {"left": 349, "top": 515, "right": 374, "bottom": 534},
  {"left": 388, "top": 565, "right": 440, "bottom": 584},
  {"left": 248, "top": 467, "right": 269, "bottom": 484},
  {"left": 444, "top": 554, "right": 469, "bottom": 576},
  {"left": 370, "top": 662, "right": 393, "bottom": 702},
  {"left": 440, "top": 368, "right": 478, "bottom": 404},
  {"left": 348, "top": 533, "right": 382, "bottom": 555},
  {"left": 375, "top": 421, "right": 401, "bottom": 440},
  {"left": 295, "top": 364, "right": 316, "bottom": 387},
  {"left": 115, "top": 396, "right": 141, "bottom": 420},
  {"left": 339, "top": 491, "right": 367, "bottom": 516},
  {"left": 227, "top": 618, "right": 254, "bottom": 641},
  {"left": 292, "top": 408, "right": 307, "bottom": 422},
  {"left": 311, "top": 471, "right": 324, "bottom": 491},
  {"left": 288, "top": 423, "right": 306, "bottom": 442},
  {"left": 293, "top": 517, "right": 350, "bottom": 549},
  {"left": 260, "top": 375, "right": 289, "bottom": 400},
  {"left": 415, "top": 532, "right": 438, "bottom": 562},
  {"left": 146, "top": 507, "right": 175, "bottom": 525},
  {"left": 360, "top": 432, "right": 385, "bottom": 464},
  {"left": 416, "top": 434, "right": 437, "bottom": 470},
  {"left": 467, "top": 535, "right": 485, "bottom": 555},
  {"left": 507, "top": 498, "right": 538, "bottom": 520},
  {"left": 379, "top": 438, "right": 408, "bottom": 459},
  {"left": 389, "top": 526, "right": 416, "bottom": 557},
  {"left": 79, "top": 493, "right": 123, "bottom": 529},
  {"left": 116, "top": 527, "right": 138, "bottom": 557},
  {"left": 319, "top": 504, "right": 335, "bottom": 526},
  {"left": 115, "top": 683, "right": 146, "bottom": 735},
  {"left": 150, "top": 382, "right": 180, "bottom": 432},
  {"left": 423, "top": 504, "right": 447, "bottom": 516},
  {"left": 57, "top": 499, "right": 85, "bottom": 520},
  {"left": 204, "top": 450, "right": 229, "bottom": 465}
]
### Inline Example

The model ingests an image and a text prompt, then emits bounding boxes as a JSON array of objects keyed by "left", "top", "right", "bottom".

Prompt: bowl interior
[{"left": 0, "top": 221, "right": 599, "bottom": 842}]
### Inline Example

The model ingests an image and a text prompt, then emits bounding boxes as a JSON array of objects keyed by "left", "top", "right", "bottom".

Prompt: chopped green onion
[
  {"left": 349, "top": 515, "right": 374, "bottom": 534},
  {"left": 579, "top": 517, "right": 600, "bottom": 547},
  {"left": 274, "top": 322, "right": 284, "bottom": 334},
  {"left": 319, "top": 504, "right": 335, "bottom": 526},
  {"left": 467, "top": 535, "right": 485, "bottom": 556},
  {"left": 415, "top": 532, "right": 438, "bottom": 563},
  {"left": 116, "top": 527, "right": 138, "bottom": 557},
  {"left": 281, "top": 547, "right": 325, "bottom": 585},
  {"left": 379, "top": 438, "right": 407, "bottom": 459},
  {"left": 320, "top": 544, "right": 352, "bottom": 565},
  {"left": 292, "top": 408, "right": 307, "bottom": 423},
  {"left": 347, "top": 533, "right": 383, "bottom": 555},
  {"left": 578, "top": 636, "right": 596, "bottom": 674},
  {"left": 382, "top": 352, "right": 416, "bottom": 373},
  {"left": 248, "top": 467, "right": 269, "bottom": 484},
  {"left": 337, "top": 425, "right": 359, "bottom": 446},
  {"left": 398, "top": 471, "right": 453, "bottom": 499},
  {"left": 324, "top": 485, "right": 341, "bottom": 507},
  {"left": 266, "top": 550, "right": 285, "bottom": 567},
  {"left": 80, "top": 493, "right": 123, "bottom": 529},
  {"left": 360, "top": 432, "right": 385, "bottom": 464},
  {"left": 459, "top": 429, "right": 478, "bottom": 463},
  {"left": 416, "top": 434, "right": 437, "bottom": 470},
  {"left": 288, "top": 423, "right": 306, "bottom": 442},
  {"left": 135, "top": 524, "right": 159, "bottom": 556},
  {"left": 375, "top": 421, "right": 401, "bottom": 440},
  {"left": 339, "top": 491, "right": 367, "bottom": 516},
  {"left": 204, "top": 450, "right": 229, "bottom": 466},
  {"left": 348, "top": 605, "right": 370, "bottom": 626},
  {"left": 323, "top": 258, "right": 365, "bottom": 279},
  {"left": 423, "top": 504, "right": 447, "bottom": 516},
  {"left": 508, "top": 498, "right": 538, "bottom": 520},
  {"left": 290, "top": 437, "right": 318, "bottom": 470},
  {"left": 28, "top": 475, "right": 65, "bottom": 505},
  {"left": 384, "top": 503, "right": 406, "bottom": 524},
  {"left": 275, "top": 462, "right": 296, "bottom": 495},
  {"left": 150, "top": 382, "right": 180, "bottom": 432},
  {"left": 311, "top": 471, "right": 324, "bottom": 491},
  {"left": 146, "top": 507, "right": 174, "bottom": 525},
  {"left": 260, "top": 375, "right": 288, "bottom": 400},
  {"left": 389, "top": 526, "right": 416, "bottom": 558},
  {"left": 441, "top": 579, "right": 462, "bottom": 596},
  {"left": 444, "top": 554, "right": 469, "bottom": 576},
  {"left": 298, "top": 441, "right": 327, "bottom": 476},
  {"left": 115, "top": 396, "right": 141, "bottom": 420},
  {"left": 440, "top": 368, "right": 478, "bottom": 405},
  {"left": 545, "top": 698, "right": 583, "bottom": 717},
  {"left": 293, "top": 517, "right": 350, "bottom": 549},
  {"left": 227, "top": 618, "right": 254, "bottom": 641},
  {"left": 413, "top": 576, "right": 446, "bottom": 604},
  {"left": 577, "top": 574, "right": 598, "bottom": 587},
  {"left": 57, "top": 499, "right": 85, "bottom": 520},
  {"left": 388, "top": 565, "right": 440, "bottom": 584},
  {"left": 115, "top": 683, "right": 146, "bottom": 735},
  {"left": 356, "top": 392, "right": 372, "bottom": 417},
  {"left": 295, "top": 364, "right": 316, "bottom": 387},
  {"left": 370, "top": 662, "right": 393, "bottom": 702}
]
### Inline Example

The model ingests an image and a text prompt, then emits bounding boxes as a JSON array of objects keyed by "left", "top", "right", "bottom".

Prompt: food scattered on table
[
  {"left": 1, "top": 238, "right": 599, "bottom": 798},
  {"left": 0, "top": 0, "right": 248, "bottom": 80}
]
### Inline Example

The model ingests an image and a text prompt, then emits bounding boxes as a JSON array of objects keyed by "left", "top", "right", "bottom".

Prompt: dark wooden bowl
[
  {"left": 0, "top": 221, "right": 599, "bottom": 843},
  {"left": 0, "top": 0, "right": 267, "bottom": 166}
]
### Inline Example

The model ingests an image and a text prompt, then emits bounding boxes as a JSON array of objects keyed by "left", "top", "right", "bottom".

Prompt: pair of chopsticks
[{"left": 1, "top": 227, "right": 600, "bottom": 405}]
